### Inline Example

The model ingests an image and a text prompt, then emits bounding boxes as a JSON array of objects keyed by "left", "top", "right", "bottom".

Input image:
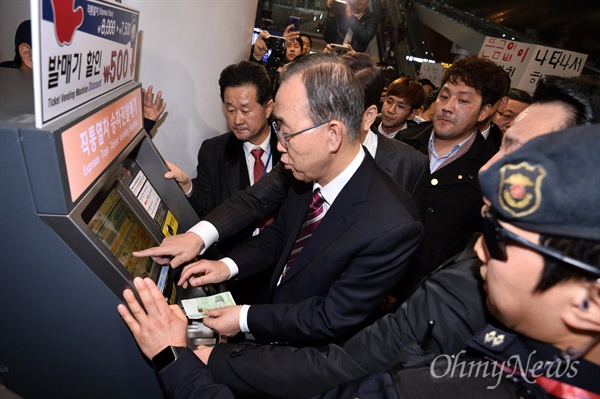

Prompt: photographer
[
  {"left": 250, "top": 25, "right": 305, "bottom": 95},
  {"left": 323, "top": 0, "right": 379, "bottom": 53},
  {"left": 249, "top": 23, "right": 301, "bottom": 64}
]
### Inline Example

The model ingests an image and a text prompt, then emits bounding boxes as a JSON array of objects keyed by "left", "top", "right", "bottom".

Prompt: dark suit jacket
[
  {"left": 188, "top": 131, "right": 281, "bottom": 217},
  {"left": 484, "top": 122, "right": 503, "bottom": 151},
  {"left": 373, "top": 131, "right": 428, "bottom": 196},
  {"left": 371, "top": 118, "right": 419, "bottom": 140},
  {"left": 184, "top": 236, "right": 488, "bottom": 399},
  {"left": 188, "top": 131, "right": 281, "bottom": 255},
  {"left": 397, "top": 124, "right": 496, "bottom": 290},
  {"left": 204, "top": 135, "right": 427, "bottom": 243},
  {"left": 226, "top": 152, "right": 423, "bottom": 346}
]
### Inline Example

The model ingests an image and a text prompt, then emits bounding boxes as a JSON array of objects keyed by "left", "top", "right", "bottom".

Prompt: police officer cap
[{"left": 479, "top": 124, "right": 600, "bottom": 242}]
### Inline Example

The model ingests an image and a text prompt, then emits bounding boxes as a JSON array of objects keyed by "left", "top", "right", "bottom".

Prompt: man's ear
[
  {"left": 497, "top": 96, "right": 509, "bottom": 113},
  {"left": 265, "top": 99, "right": 275, "bottom": 119},
  {"left": 477, "top": 104, "right": 493, "bottom": 123},
  {"left": 562, "top": 281, "right": 600, "bottom": 333},
  {"left": 408, "top": 108, "right": 418, "bottom": 121},
  {"left": 19, "top": 43, "right": 33, "bottom": 71},
  {"left": 327, "top": 120, "right": 343, "bottom": 152},
  {"left": 362, "top": 104, "right": 378, "bottom": 132}
]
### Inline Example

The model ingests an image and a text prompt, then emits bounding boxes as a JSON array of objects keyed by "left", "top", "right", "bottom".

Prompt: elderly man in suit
[
  {"left": 169, "top": 53, "right": 423, "bottom": 347},
  {"left": 137, "top": 60, "right": 427, "bottom": 276}
]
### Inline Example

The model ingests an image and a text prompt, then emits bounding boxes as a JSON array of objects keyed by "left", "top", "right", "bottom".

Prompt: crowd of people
[
  {"left": 120, "top": 53, "right": 600, "bottom": 397},
  {"left": 118, "top": 4, "right": 599, "bottom": 398},
  {"left": 5, "top": 4, "right": 598, "bottom": 399},
  {"left": 121, "top": 45, "right": 599, "bottom": 398}
]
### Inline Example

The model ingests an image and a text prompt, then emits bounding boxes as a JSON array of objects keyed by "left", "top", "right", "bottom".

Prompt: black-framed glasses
[
  {"left": 271, "top": 119, "right": 330, "bottom": 147},
  {"left": 482, "top": 211, "right": 599, "bottom": 276}
]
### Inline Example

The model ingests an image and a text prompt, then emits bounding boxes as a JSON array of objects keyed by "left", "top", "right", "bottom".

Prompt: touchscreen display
[{"left": 86, "top": 188, "right": 157, "bottom": 278}]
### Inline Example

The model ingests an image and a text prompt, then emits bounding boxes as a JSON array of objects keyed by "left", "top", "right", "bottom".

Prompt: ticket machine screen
[{"left": 85, "top": 187, "right": 157, "bottom": 279}]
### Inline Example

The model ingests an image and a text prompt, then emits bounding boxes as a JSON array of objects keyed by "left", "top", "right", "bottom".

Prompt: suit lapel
[
  {"left": 373, "top": 133, "right": 394, "bottom": 174},
  {"left": 224, "top": 132, "right": 281, "bottom": 195},
  {"left": 224, "top": 133, "right": 249, "bottom": 194},
  {"left": 278, "top": 155, "right": 375, "bottom": 284}
]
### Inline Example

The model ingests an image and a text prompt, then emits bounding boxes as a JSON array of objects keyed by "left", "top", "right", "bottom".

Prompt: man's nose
[{"left": 276, "top": 139, "right": 287, "bottom": 153}]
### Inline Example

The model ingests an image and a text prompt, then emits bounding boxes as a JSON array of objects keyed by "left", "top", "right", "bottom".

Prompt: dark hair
[
  {"left": 442, "top": 56, "right": 510, "bottom": 109},
  {"left": 340, "top": 52, "right": 375, "bottom": 72},
  {"left": 376, "top": 62, "right": 399, "bottom": 87},
  {"left": 423, "top": 88, "right": 439, "bottom": 111},
  {"left": 418, "top": 78, "right": 436, "bottom": 90},
  {"left": 13, "top": 20, "right": 31, "bottom": 68},
  {"left": 299, "top": 33, "right": 312, "bottom": 49},
  {"left": 280, "top": 53, "right": 364, "bottom": 141},
  {"left": 385, "top": 77, "right": 425, "bottom": 110},
  {"left": 289, "top": 37, "right": 304, "bottom": 52},
  {"left": 218, "top": 61, "right": 273, "bottom": 105},
  {"left": 535, "top": 235, "right": 600, "bottom": 292},
  {"left": 507, "top": 88, "right": 532, "bottom": 104},
  {"left": 355, "top": 66, "right": 385, "bottom": 108},
  {"left": 533, "top": 75, "right": 600, "bottom": 126}
]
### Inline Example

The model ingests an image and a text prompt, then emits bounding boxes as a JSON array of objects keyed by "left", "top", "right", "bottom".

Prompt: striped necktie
[{"left": 280, "top": 188, "right": 326, "bottom": 279}]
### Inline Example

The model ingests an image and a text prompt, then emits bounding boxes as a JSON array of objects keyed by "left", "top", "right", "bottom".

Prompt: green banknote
[{"left": 181, "top": 291, "right": 236, "bottom": 319}]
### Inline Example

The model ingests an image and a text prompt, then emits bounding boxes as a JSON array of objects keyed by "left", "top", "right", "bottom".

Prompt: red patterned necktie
[
  {"left": 281, "top": 188, "right": 326, "bottom": 278},
  {"left": 251, "top": 147, "right": 265, "bottom": 184}
]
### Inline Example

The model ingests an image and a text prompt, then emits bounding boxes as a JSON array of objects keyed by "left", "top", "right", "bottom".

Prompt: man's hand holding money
[{"left": 202, "top": 306, "right": 243, "bottom": 337}]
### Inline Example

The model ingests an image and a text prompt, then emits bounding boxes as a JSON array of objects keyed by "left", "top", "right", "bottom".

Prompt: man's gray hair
[{"left": 279, "top": 53, "right": 364, "bottom": 141}]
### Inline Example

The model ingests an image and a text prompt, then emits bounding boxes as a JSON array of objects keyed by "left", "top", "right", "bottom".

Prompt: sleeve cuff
[
  {"left": 239, "top": 305, "right": 251, "bottom": 333},
  {"left": 188, "top": 221, "right": 219, "bottom": 255},
  {"left": 184, "top": 183, "right": 194, "bottom": 197},
  {"left": 220, "top": 257, "right": 239, "bottom": 279}
]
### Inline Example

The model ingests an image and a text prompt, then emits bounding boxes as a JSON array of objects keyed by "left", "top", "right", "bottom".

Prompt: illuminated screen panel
[{"left": 86, "top": 188, "right": 157, "bottom": 279}]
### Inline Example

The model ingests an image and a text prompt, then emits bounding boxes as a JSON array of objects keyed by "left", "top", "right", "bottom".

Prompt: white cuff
[
  {"left": 239, "top": 305, "right": 251, "bottom": 333},
  {"left": 187, "top": 221, "right": 219, "bottom": 255},
  {"left": 219, "top": 257, "right": 239, "bottom": 280},
  {"left": 184, "top": 183, "right": 193, "bottom": 197}
]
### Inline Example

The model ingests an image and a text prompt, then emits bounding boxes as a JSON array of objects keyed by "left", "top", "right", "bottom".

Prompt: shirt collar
[
  {"left": 362, "top": 130, "right": 378, "bottom": 158},
  {"left": 243, "top": 133, "right": 271, "bottom": 158},
  {"left": 378, "top": 121, "right": 406, "bottom": 139},
  {"left": 479, "top": 125, "right": 490, "bottom": 139},
  {"left": 314, "top": 146, "right": 365, "bottom": 206},
  {"left": 428, "top": 130, "right": 475, "bottom": 160}
]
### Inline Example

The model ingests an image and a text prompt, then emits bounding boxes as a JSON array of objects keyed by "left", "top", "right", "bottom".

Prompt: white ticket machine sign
[{"left": 31, "top": 0, "right": 140, "bottom": 127}]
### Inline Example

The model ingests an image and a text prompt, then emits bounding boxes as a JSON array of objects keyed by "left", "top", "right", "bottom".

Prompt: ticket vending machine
[{"left": 0, "top": 69, "right": 209, "bottom": 398}]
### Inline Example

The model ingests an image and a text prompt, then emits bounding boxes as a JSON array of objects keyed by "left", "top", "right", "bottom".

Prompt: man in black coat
[{"left": 394, "top": 56, "right": 504, "bottom": 295}]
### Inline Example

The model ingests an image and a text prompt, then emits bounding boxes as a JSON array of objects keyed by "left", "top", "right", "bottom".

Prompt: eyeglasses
[
  {"left": 495, "top": 111, "right": 517, "bottom": 122},
  {"left": 482, "top": 212, "right": 599, "bottom": 276},
  {"left": 271, "top": 119, "right": 330, "bottom": 147}
]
